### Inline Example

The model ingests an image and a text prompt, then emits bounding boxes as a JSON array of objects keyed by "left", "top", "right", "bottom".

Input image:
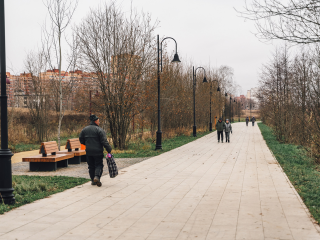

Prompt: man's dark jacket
[
  {"left": 216, "top": 121, "right": 226, "bottom": 132},
  {"left": 79, "top": 121, "right": 112, "bottom": 156},
  {"left": 246, "top": 117, "right": 249, "bottom": 123},
  {"left": 251, "top": 117, "right": 256, "bottom": 122}
]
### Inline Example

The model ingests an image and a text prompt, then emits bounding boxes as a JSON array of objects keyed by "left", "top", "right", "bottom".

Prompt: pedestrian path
[{"left": 1, "top": 123, "right": 319, "bottom": 240}]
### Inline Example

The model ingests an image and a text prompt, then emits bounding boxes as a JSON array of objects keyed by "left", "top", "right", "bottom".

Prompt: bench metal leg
[
  {"left": 30, "top": 162, "right": 57, "bottom": 171},
  {"left": 81, "top": 155, "right": 87, "bottom": 162},
  {"left": 68, "top": 156, "right": 81, "bottom": 164},
  {"left": 57, "top": 159, "right": 68, "bottom": 168}
]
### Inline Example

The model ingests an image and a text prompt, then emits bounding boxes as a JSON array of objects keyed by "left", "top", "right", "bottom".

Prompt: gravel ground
[{"left": 12, "top": 157, "right": 150, "bottom": 179}]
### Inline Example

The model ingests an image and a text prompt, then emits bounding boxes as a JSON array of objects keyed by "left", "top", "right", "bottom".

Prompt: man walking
[
  {"left": 251, "top": 116, "right": 256, "bottom": 126},
  {"left": 225, "top": 119, "right": 232, "bottom": 143},
  {"left": 216, "top": 118, "right": 225, "bottom": 143},
  {"left": 246, "top": 116, "right": 249, "bottom": 126},
  {"left": 80, "top": 115, "right": 112, "bottom": 187}
]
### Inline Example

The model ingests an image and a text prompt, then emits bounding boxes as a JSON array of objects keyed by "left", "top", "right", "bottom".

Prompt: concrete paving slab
[{"left": 0, "top": 123, "right": 319, "bottom": 239}]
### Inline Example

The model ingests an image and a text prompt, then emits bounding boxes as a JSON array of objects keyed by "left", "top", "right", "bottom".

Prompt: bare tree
[
  {"left": 75, "top": 2, "right": 157, "bottom": 149},
  {"left": 43, "top": 0, "right": 78, "bottom": 149},
  {"left": 239, "top": 0, "right": 320, "bottom": 44},
  {"left": 24, "top": 50, "right": 49, "bottom": 142}
]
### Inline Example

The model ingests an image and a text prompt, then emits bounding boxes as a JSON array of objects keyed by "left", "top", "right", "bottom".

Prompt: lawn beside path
[{"left": 259, "top": 123, "right": 320, "bottom": 225}]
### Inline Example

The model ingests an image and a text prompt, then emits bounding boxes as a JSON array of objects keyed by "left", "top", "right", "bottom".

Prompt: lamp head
[
  {"left": 203, "top": 77, "right": 208, "bottom": 83},
  {"left": 172, "top": 53, "right": 181, "bottom": 63},
  {"left": 225, "top": 93, "right": 228, "bottom": 97},
  {"left": 234, "top": 99, "right": 235, "bottom": 102},
  {"left": 217, "top": 86, "right": 220, "bottom": 92}
]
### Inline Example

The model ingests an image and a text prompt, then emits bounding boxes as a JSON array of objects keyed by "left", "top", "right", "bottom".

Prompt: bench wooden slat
[{"left": 23, "top": 154, "right": 71, "bottom": 162}]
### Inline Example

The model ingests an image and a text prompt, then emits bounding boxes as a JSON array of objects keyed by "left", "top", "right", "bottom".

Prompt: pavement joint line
[
  {"left": 234, "top": 125, "right": 250, "bottom": 239},
  {"left": 229, "top": 125, "right": 250, "bottom": 239},
  {"left": 175, "top": 128, "right": 246, "bottom": 239},
  {"left": 107, "top": 133, "right": 219, "bottom": 240},
  {"left": 204, "top": 123, "right": 248, "bottom": 239}
]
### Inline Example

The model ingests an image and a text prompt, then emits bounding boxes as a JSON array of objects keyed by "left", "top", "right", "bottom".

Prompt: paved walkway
[{"left": 1, "top": 123, "right": 320, "bottom": 240}]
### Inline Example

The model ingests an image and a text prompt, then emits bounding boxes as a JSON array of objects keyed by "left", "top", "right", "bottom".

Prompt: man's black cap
[{"left": 89, "top": 114, "right": 99, "bottom": 121}]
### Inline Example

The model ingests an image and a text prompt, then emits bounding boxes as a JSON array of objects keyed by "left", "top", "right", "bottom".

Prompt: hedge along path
[{"left": 0, "top": 122, "right": 319, "bottom": 240}]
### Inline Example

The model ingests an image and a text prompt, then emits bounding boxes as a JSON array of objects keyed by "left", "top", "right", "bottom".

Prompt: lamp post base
[
  {"left": 193, "top": 125, "right": 197, "bottom": 137},
  {"left": 155, "top": 131, "right": 162, "bottom": 150},
  {"left": 209, "top": 122, "right": 212, "bottom": 132},
  {"left": 0, "top": 149, "right": 15, "bottom": 205}
]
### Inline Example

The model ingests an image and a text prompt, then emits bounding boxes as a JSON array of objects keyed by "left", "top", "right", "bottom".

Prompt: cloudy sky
[{"left": 5, "top": 0, "right": 280, "bottom": 95}]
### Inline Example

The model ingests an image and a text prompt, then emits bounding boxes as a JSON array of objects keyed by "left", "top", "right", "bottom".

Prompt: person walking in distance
[
  {"left": 225, "top": 119, "right": 232, "bottom": 143},
  {"left": 79, "top": 115, "right": 112, "bottom": 187},
  {"left": 251, "top": 116, "right": 256, "bottom": 126},
  {"left": 246, "top": 116, "right": 249, "bottom": 126},
  {"left": 216, "top": 118, "right": 226, "bottom": 143}
]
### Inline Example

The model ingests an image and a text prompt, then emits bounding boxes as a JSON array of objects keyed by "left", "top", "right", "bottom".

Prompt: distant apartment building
[
  {"left": 246, "top": 87, "right": 259, "bottom": 110},
  {"left": 5, "top": 69, "right": 101, "bottom": 111}
]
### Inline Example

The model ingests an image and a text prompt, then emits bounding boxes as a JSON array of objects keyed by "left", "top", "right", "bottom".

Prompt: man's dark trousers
[
  {"left": 87, "top": 155, "right": 104, "bottom": 180},
  {"left": 246, "top": 122, "right": 248, "bottom": 126},
  {"left": 252, "top": 122, "right": 255, "bottom": 126},
  {"left": 217, "top": 131, "right": 223, "bottom": 142}
]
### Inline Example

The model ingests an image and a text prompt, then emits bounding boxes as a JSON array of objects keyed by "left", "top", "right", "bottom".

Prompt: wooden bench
[
  {"left": 58, "top": 138, "right": 86, "bottom": 164},
  {"left": 22, "top": 141, "right": 73, "bottom": 171}
]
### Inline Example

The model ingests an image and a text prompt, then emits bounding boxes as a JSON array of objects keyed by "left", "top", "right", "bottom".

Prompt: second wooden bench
[{"left": 58, "top": 138, "right": 86, "bottom": 164}]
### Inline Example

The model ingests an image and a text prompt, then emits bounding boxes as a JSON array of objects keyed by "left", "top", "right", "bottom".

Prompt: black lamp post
[
  {"left": 224, "top": 92, "right": 228, "bottom": 122},
  {"left": 233, "top": 99, "right": 236, "bottom": 123},
  {"left": 156, "top": 35, "right": 180, "bottom": 150},
  {"left": 229, "top": 96, "right": 232, "bottom": 121},
  {"left": 205, "top": 80, "right": 220, "bottom": 131},
  {"left": 192, "top": 67, "right": 207, "bottom": 137},
  {"left": 0, "top": 0, "right": 15, "bottom": 205}
]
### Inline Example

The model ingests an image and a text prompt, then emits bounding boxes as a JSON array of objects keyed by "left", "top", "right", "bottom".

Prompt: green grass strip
[
  {"left": 258, "top": 123, "right": 320, "bottom": 223},
  {"left": 112, "top": 130, "right": 212, "bottom": 158},
  {"left": 0, "top": 175, "right": 89, "bottom": 214}
]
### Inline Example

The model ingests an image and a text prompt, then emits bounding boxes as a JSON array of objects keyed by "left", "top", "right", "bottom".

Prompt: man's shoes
[
  {"left": 94, "top": 176, "right": 102, "bottom": 187},
  {"left": 91, "top": 181, "right": 97, "bottom": 186},
  {"left": 218, "top": 140, "right": 220, "bottom": 143}
]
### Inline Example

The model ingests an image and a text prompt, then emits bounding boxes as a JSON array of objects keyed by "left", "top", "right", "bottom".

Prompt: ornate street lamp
[
  {"left": 0, "top": 0, "right": 15, "bottom": 204},
  {"left": 224, "top": 92, "right": 228, "bottom": 122},
  {"left": 156, "top": 35, "right": 180, "bottom": 150},
  {"left": 193, "top": 67, "right": 206, "bottom": 137}
]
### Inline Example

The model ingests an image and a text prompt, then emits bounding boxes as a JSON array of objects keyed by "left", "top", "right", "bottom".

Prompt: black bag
[{"left": 106, "top": 154, "right": 118, "bottom": 178}]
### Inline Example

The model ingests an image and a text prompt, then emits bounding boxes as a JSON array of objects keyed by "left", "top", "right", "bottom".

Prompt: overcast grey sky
[{"left": 5, "top": 0, "right": 280, "bottom": 95}]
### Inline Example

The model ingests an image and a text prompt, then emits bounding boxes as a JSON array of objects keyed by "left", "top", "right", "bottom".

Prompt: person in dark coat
[
  {"left": 216, "top": 118, "right": 226, "bottom": 143},
  {"left": 79, "top": 115, "right": 112, "bottom": 187},
  {"left": 251, "top": 116, "right": 256, "bottom": 126},
  {"left": 246, "top": 117, "right": 249, "bottom": 126}
]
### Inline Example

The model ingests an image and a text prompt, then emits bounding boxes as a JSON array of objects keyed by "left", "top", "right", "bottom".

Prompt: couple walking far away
[
  {"left": 79, "top": 114, "right": 115, "bottom": 187},
  {"left": 216, "top": 118, "right": 232, "bottom": 143},
  {"left": 246, "top": 116, "right": 256, "bottom": 126}
]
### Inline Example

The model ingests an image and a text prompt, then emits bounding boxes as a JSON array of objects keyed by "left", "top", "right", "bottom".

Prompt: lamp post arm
[
  {"left": 160, "top": 36, "right": 178, "bottom": 72},
  {"left": 195, "top": 67, "right": 206, "bottom": 80}
]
